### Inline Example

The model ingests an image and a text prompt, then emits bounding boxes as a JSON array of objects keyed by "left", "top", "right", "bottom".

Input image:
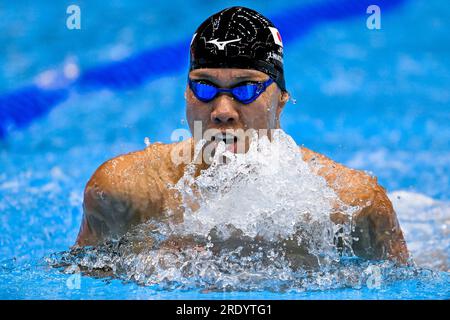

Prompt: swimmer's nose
[{"left": 211, "top": 95, "right": 239, "bottom": 125}]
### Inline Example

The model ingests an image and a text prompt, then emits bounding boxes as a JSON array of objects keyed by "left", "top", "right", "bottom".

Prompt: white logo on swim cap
[
  {"left": 268, "top": 27, "right": 283, "bottom": 47},
  {"left": 207, "top": 38, "right": 241, "bottom": 50}
]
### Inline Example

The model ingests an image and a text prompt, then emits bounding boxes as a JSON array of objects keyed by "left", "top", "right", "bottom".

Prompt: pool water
[{"left": 0, "top": 0, "right": 449, "bottom": 299}]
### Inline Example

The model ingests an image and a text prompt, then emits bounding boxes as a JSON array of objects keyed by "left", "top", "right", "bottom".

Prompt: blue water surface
[{"left": 0, "top": 0, "right": 449, "bottom": 299}]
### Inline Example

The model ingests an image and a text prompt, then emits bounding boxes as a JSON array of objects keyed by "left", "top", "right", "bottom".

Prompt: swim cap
[{"left": 189, "top": 6, "right": 286, "bottom": 92}]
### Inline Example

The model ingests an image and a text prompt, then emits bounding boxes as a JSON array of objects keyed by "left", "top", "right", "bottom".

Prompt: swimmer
[{"left": 75, "top": 7, "right": 408, "bottom": 264}]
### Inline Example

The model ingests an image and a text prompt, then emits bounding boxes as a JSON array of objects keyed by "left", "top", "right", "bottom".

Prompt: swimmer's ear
[
  {"left": 276, "top": 90, "right": 289, "bottom": 113},
  {"left": 184, "top": 85, "right": 189, "bottom": 100},
  {"left": 279, "top": 90, "right": 290, "bottom": 107},
  {"left": 275, "top": 91, "right": 289, "bottom": 128}
]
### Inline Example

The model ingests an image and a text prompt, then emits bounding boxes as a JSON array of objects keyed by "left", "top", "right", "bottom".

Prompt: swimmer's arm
[
  {"left": 351, "top": 184, "right": 409, "bottom": 264},
  {"left": 75, "top": 166, "right": 134, "bottom": 246},
  {"left": 300, "top": 146, "right": 409, "bottom": 263},
  {"left": 75, "top": 150, "right": 170, "bottom": 247}
]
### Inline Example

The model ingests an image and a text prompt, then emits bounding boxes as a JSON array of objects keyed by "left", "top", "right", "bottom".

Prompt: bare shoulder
[
  {"left": 77, "top": 141, "right": 181, "bottom": 245},
  {"left": 87, "top": 146, "right": 155, "bottom": 196},
  {"left": 86, "top": 140, "right": 185, "bottom": 196},
  {"left": 299, "top": 146, "right": 408, "bottom": 262},
  {"left": 299, "top": 146, "right": 383, "bottom": 207}
]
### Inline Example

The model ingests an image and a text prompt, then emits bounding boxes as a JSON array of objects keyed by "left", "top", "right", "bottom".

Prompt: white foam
[
  {"left": 389, "top": 190, "right": 449, "bottom": 271},
  {"left": 169, "top": 130, "right": 358, "bottom": 258}
]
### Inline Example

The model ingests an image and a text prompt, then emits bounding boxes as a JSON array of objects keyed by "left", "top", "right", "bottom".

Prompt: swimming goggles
[{"left": 188, "top": 78, "right": 274, "bottom": 104}]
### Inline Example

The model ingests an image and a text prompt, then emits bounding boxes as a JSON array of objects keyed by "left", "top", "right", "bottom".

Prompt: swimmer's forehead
[{"left": 189, "top": 68, "right": 269, "bottom": 85}]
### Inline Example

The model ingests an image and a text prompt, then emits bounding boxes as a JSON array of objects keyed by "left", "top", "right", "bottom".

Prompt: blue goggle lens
[
  {"left": 231, "top": 84, "right": 258, "bottom": 104},
  {"left": 189, "top": 81, "right": 218, "bottom": 101},
  {"left": 189, "top": 78, "right": 273, "bottom": 104}
]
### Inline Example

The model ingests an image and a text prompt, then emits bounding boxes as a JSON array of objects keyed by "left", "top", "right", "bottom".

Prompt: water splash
[
  {"left": 390, "top": 191, "right": 450, "bottom": 271},
  {"left": 48, "top": 130, "right": 431, "bottom": 291},
  {"left": 169, "top": 130, "right": 358, "bottom": 261}
]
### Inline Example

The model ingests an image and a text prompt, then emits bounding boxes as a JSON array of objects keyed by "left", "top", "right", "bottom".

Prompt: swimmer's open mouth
[
  {"left": 211, "top": 133, "right": 238, "bottom": 145},
  {"left": 211, "top": 132, "right": 239, "bottom": 153}
]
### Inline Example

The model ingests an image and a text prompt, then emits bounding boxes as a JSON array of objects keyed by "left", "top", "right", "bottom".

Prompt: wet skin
[{"left": 76, "top": 68, "right": 409, "bottom": 264}]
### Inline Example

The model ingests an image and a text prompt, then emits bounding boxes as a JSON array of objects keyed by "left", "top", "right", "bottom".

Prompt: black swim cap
[{"left": 189, "top": 6, "right": 286, "bottom": 91}]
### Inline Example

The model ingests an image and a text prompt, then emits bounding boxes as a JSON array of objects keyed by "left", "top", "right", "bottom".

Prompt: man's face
[{"left": 186, "top": 68, "right": 288, "bottom": 154}]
